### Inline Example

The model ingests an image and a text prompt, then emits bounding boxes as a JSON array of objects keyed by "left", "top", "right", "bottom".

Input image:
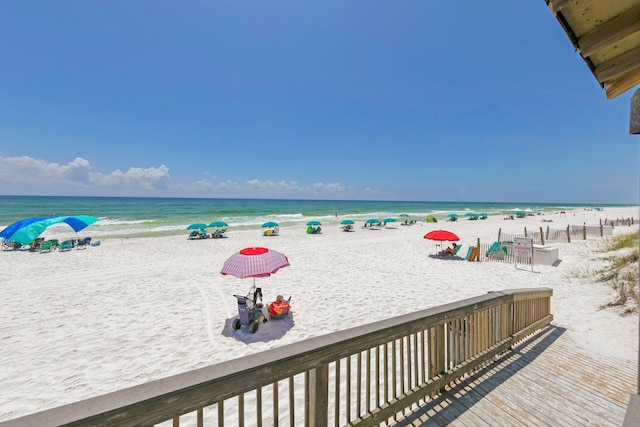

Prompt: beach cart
[{"left": 232, "top": 286, "right": 267, "bottom": 333}]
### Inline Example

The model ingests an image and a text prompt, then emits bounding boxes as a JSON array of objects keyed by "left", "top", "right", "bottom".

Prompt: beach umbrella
[
  {"left": 220, "top": 247, "right": 290, "bottom": 286},
  {"left": 0, "top": 215, "right": 98, "bottom": 245},
  {"left": 262, "top": 221, "right": 279, "bottom": 228},
  {"left": 447, "top": 213, "right": 458, "bottom": 218},
  {"left": 399, "top": 214, "right": 409, "bottom": 218},
  {"left": 340, "top": 219, "right": 354, "bottom": 225},
  {"left": 209, "top": 221, "right": 229, "bottom": 228},
  {"left": 424, "top": 230, "right": 459, "bottom": 241},
  {"left": 306, "top": 220, "right": 321, "bottom": 226},
  {"left": 383, "top": 217, "right": 396, "bottom": 223},
  {"left": 423, "top": 229, "right": 460, "bottom": 253},
  {"left": 366, "top": 218, "right": 379, "bottom": 224},
  {"left": 187, "top": 223, "right": 209, "bottom": 230}
]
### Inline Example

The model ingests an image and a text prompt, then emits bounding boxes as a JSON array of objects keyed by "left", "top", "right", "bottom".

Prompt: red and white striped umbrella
[{"left": 220, "top": 247, "right": 290, "bottom": 280}]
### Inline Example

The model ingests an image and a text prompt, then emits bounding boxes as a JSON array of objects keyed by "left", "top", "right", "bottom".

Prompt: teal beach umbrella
[
  {"left": 306, "top": 220, "right": 321, "bottom": 226},
  {"left": 340, "top": 219, "right": 354, "bottom": 225},
  {"left": 0, "top": 215, "right": 98, "bottom": 245},
  {"left": 262, "top": 221, "right": 279, "bottom": 228},
  {"left": 187, "top": 223, "right": 209, "bottom": 230},
  {"left": 209, "top": 221, "right": 229, "bottom": 228}
]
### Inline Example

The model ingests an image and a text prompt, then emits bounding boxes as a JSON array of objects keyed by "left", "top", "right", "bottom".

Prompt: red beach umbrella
[
  {"left": 220, "top": 247, "right": 290, "bottom": 285},
  {"left": 423, "top": 230, "right": 460, "bottom": 255},
  {"left": 423, "top": 230, "right": 460, "bottom": 242}
]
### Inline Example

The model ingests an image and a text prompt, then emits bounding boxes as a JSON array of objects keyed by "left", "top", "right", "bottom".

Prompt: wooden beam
[
  {"left": 579, "top": 4, "right": 640, "bottom": 57},
  {"left": 606, "top": 68, "right": 640, "bottom": 99},
  {"left": 546, "top": 0, "right": 573, "bottom": 14},
  {"left": 596, "top": 45, "right": 640, "bottom": 82}
]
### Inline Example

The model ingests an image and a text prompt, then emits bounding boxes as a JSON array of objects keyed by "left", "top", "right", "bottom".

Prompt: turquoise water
[{"left": 0, "top": 196, "right": 625, "bottom": 239}]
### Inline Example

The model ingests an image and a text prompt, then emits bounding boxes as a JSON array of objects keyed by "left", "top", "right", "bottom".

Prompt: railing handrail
[{"left": 3, "top": 287, "right": 553, "bottom": 427}]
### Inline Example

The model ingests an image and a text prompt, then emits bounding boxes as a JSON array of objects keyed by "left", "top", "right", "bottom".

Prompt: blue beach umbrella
[
  {"left": 383, "top": 217, "right": 396, "bottom": 223},
  {"left": 448, "top": 213, "right": 458, "bottom": 218},
  {"left": 306, "top": 220, "right": 321, "bottom": 226},
  {"left": 262, "top": 221, "right": 279, "bottom": 228},
  {"left": 340, "top": 219, "right": 354, "bottom": 225},
  {"left": 366, "top": 218, "right": 379, "bottom": 224},
  {"left": 0, "top": 215, "right": 98, "bottom": 245}
]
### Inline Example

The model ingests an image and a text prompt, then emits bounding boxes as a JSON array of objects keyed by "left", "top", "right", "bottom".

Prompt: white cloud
[
  {"left": 0, "top": 155, "right": 371, "bottom": 198},
  {"left": 0, "top": 156, "right": 170, "bottom": 193}
]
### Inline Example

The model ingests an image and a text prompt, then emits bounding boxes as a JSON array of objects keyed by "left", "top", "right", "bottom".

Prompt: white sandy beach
[{"left": 0, "top": 207, "right": 638, "bottom": 423}]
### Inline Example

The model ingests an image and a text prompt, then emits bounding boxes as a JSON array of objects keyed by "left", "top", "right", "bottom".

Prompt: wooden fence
[
  {"left": 3, "top": 288, "right": 553, "bottom": 427},
  {"left": 463, "top": 218, "right": 640, "bottom": 264}
]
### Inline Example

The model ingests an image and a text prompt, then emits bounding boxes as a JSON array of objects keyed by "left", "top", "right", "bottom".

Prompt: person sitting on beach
[
  {"left": 268, "top": 294, "right": 291, "bottom": 318},
  {"left": 441, "top": 243, "right": 457, "bottom": 256}
]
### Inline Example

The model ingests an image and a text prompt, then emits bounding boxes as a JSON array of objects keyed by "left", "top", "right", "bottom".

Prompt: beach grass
[{"left": 598, "top": 231, "right": 639, "bottom": 314}]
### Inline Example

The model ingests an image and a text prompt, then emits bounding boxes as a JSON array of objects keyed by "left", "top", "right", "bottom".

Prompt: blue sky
[{"left": 1, "top": 1, "right": 638, "bottom": 204}]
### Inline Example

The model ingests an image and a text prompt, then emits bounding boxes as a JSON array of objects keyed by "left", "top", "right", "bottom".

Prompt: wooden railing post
[
  {"left": 583, "top": 223, "right": 587, "bottom": 240},
  {"left": 306, "top": 365, "right": 329, "bottom": 427},
  {"left": 539, "top": 227, "right": 545, "bottom": 245},
  {"left": 566, "top": 225, "right": 571, "bottom": 243}
]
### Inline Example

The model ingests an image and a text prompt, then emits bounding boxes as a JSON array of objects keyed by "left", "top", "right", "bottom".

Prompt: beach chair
[
  {"left": 76, "top": 238, "right": 87, "bottom": 249},
  {"left": 485, "top": 242, "right": 500, "bottom": 259},
  {"left": 465, "top": 246, "right": 474, "bottom": 260},
  {"left": 60, "top": 240, "right": 73, "bottom": 252},
  {"left": 441, "top": 244, "right": 463, "bottom": 258},
  {"left": 39, "top": 240, "right": 52, "bottom": 253}
]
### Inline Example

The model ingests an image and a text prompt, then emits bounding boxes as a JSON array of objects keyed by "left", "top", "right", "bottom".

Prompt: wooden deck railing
[{"left": 4, "top": 288, "right": 553, "bottom": 427}]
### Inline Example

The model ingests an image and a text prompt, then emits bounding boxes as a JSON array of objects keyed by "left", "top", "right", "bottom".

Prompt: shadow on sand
[{"left": 221, "top": 313, "right": 295, "bottom": 344}]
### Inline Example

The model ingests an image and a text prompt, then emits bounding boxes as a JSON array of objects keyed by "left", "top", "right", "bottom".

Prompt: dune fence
[
  {"left": 458, "top": 218, "right": 638, "bottom": 265},
  {"left": 3, "top": 288, "right": 553, "bottom": 427}
]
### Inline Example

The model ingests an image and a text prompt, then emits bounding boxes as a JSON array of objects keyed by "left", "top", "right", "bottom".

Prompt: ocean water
[{"left": 0, "top": 195, "right": 621, "bottom": 240}]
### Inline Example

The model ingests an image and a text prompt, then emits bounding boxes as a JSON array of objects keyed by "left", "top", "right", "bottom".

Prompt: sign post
[{"left": 513, "top": 237, "right": 534, "bottom": 272}]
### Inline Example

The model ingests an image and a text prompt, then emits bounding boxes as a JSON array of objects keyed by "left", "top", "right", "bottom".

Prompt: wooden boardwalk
[{"left": 391, "top": 325, "right": 636, "bottom": 426}]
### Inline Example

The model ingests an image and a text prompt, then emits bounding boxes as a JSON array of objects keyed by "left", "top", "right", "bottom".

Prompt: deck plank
[{"left": 389, "top": 325, "right": 636, "bottom": 426}]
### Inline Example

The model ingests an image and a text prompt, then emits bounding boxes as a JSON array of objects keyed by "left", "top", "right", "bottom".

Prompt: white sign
[{"left": 513, "top": 237, "right": 533, "bottom": 258}]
